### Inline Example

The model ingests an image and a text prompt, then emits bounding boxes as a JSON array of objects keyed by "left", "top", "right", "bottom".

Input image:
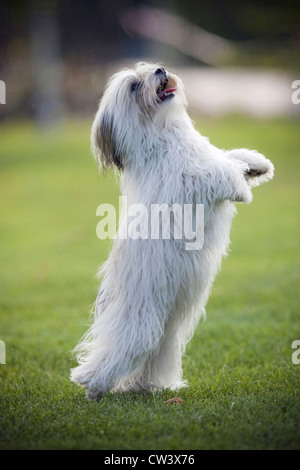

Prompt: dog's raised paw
[{"left": 247, "top": 168, "right": 264, "bottom": 177}]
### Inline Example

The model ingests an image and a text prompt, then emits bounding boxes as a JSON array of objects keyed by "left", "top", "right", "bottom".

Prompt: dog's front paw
[
  {"left": 245, "top": 158, "right": 274, "bottom": 187},
  {"left": 246, "top": 168, "right": 265, "bottom": 177},
  {"left": 244, "top": 158, "right": 271, "bottom": 179},
  {"left": 229, "top": 149, "right": 274, "bottom": 187}
]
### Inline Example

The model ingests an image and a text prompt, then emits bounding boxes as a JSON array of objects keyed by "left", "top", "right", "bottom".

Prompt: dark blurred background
[{"left": 0, "top": 0, "right": 299, "bottom": 124}]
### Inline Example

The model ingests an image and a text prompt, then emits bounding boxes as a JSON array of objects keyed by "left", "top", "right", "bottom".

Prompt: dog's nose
[{"left": 155, "top": 67, "right": 166, "bottom": 76}]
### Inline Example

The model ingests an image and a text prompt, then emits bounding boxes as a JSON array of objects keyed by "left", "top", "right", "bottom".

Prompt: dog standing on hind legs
[{"left": 70, "top": 62, "right": 274, "bottom": 400}]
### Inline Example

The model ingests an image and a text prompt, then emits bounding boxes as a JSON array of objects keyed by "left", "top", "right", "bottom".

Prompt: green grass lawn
[{"left": 0, "top": 116, "right": 299, "bottom": 450}]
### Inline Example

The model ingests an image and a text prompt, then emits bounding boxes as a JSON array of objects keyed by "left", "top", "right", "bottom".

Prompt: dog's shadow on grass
[{"left": 81, "top": 389, "right": 186, "bottom": 409}]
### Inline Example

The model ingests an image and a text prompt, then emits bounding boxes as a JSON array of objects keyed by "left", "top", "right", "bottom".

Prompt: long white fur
[{"left": 70, "top": 62, "right": 274, "bottom": 399}]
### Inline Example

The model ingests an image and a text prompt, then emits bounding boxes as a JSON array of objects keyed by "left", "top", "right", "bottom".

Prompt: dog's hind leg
[
  {"left": 146, "top": 319, "right": 187, "bottom": 391},
  {"left": 71, "top": 295, "right": 174, "bottom": 399}
]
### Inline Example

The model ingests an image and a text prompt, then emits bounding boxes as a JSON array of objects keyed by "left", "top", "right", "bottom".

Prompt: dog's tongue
[{"left": 157, "top": 87, "right": 177, "bottom": 98}]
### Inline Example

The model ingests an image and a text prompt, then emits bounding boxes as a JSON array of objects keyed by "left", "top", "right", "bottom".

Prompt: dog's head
[{"left": 91, "top": 62, "right": 187, "bottom": 170}]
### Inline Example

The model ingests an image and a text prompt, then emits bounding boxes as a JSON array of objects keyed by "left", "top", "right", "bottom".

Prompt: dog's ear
[{"left": 91, "top": 108, "right": 123, "bottom": 171}]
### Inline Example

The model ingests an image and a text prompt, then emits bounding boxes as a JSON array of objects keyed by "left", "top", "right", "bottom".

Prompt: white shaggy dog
[{"left": 71, "top": 62, "right": 274, "bottom": 400}]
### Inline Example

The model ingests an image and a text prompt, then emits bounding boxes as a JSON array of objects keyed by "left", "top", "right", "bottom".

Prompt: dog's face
[{"left": 91, "top": 62, "right": 187, "bottom": 170}]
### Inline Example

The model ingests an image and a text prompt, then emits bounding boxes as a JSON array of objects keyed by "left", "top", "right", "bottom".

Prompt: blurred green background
[{"left": 0, "top": 0, "right": 299, "bottom": 450}]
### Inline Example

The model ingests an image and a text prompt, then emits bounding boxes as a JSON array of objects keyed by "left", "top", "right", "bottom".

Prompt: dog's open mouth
[{"left": 157, "top": 80, "right": 176, "bottom": 102}]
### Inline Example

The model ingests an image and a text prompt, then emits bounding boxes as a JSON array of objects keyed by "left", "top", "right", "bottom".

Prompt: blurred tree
[{"left": 29, "top": 0, "right": 64, "bottom": 127}]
